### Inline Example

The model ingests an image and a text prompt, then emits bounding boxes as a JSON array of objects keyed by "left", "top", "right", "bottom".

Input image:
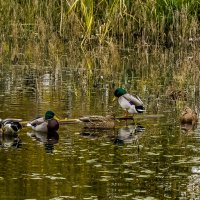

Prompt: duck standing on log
[{"left": 114, "top": 88, "right": 145, "bottom": 117}]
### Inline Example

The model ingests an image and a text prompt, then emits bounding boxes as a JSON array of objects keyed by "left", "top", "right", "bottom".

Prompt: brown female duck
[
  {"left": 180, "top": 107, "right": 198, "bottom": 126},
  {"left": 79, "top": 115, "right": 115, "bottom": 129}
]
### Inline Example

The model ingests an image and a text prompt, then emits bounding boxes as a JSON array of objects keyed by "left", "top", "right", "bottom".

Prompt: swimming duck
[
  {"left": 180, "top": 107, "right": 198, "bottom": 126},
  {"left": 27, "top": 111, "right": 59, "bottom": 133},
  {"left": 0, "top": 119, "right": 22, "bottom": 135},
  {"left": 114, "top": 88, "right": 145, "bottom": 117},
  {"left": 79, "top": 115, "right": 115, "bottom": 129}
]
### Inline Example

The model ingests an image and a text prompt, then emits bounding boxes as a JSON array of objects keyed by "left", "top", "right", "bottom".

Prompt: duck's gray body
[
  {"left": 114, "top": 88, "right": 145, "bottom": 115},
  {"left": 27, "top": 117, "right": 59, "bottom": 133}
]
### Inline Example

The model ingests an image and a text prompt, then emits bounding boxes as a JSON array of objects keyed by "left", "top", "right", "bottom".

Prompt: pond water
[{"left": 0, "top": 52, "right": 200, "bottom": 199}]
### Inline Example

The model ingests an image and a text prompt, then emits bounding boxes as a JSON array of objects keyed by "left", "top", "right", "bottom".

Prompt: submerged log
[
  {"left": 115, "top": 114, "right": 165, "bottom": 120},
  {"left": 20, "top": 114, "right": 164, "bottom": 127},
  {"left": 21, "top": 118, "right": 81, "bottom": 127}
]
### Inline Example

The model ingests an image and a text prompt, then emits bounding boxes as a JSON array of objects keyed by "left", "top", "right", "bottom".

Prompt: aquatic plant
[
  {"left": 0, "top": 0, "right": 199, "bottom": 111},
  {"left": 0, "top": 0, "right": 199, "bottom": 61}
]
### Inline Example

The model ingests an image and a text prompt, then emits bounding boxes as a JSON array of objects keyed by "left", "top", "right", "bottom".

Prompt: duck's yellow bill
[{"left": 54, "top": 116, "right": 60, "bottom": 121}]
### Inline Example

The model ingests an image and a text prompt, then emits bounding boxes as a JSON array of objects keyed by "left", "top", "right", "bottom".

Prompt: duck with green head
[
  {"left": 27, "top": 111, "right": 59, "bottom": 133},
  {"left": 114, "top": 88, "right": 145, "bottom": 117}
]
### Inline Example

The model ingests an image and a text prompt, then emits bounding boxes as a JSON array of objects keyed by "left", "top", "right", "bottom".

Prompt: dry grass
[{"left": 0, "top": 0, "right": 199, "bottom": 95}]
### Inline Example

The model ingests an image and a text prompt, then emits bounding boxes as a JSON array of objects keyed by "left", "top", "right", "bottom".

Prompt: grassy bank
[{"left": 0, "top": 0, "right": 199, "bottom": 64}]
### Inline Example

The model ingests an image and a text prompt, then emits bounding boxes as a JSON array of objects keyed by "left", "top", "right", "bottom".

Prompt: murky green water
[{"left": 0, "top": 53, "right": 200, "bottom": 199}]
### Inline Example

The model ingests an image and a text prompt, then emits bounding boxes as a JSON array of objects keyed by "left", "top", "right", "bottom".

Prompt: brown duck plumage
[
  {"left": 180, "top": 107, "right": 198, "bottom": 125},
  {"left": 79, "top": 115, "right": 115, "bottom": 129}
]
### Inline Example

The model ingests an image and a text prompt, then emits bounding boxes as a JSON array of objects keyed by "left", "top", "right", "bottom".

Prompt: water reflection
[
  {"left": 114, "top": 124, "right": 145, "bottom": 145},
  {"left": 79, "top": 128, "right": 115, "bottom": 141},
  {"left": 23, "top": 68, "right": 37, "bottom": 93},
  {"left": 79, "top": 123, "right": 146, "bottom": 147},
  {"left": 187, "top": 173, "right": 200, "bottom": 199},
  {"left": 181, "top": 123, "right": 197, "bottom": 134},
  {"left": 0, "top": 133, "right": 21, "bottom": 148},
  {"left": 27, "top": 131, "right": 59, "bottom": 153},
  {"left": 1, "top": 51, "right": 200, "bottom": 199}
]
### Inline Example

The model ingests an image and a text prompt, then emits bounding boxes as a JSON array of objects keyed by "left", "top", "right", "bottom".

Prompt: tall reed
[{"left": 0, "top": 0, "right": 199, "bottom": 64}]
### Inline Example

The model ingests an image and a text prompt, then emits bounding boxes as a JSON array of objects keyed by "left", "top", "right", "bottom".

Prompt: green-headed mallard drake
[
  {"left": 79, "top": 115, "right": 115, "bottom": 129},
  {"left": 27, "top": 111, "right": 59, "bottom": 133},
  {"left": 114, "top": 88, "right": 145, "bottom": 117},
  {"left": 180, "top": 107, "right": 198, "bottom": 126},
  {"left": 0, "top": 119, "right": 22, "bottom": 135}
]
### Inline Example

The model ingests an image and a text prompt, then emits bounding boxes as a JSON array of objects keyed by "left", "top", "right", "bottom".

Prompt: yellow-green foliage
[{"left": 0, "top": 0, "right": 199, "bottom": 64}]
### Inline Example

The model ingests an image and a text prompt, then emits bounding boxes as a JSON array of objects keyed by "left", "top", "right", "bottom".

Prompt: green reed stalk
[{"left": 0, "top": 0, "right": 199, "bottom": 65}]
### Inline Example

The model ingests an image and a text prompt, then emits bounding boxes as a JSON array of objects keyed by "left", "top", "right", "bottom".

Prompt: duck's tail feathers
[{"left": 135, "top": 105, "right": 145, "bottom": 113}]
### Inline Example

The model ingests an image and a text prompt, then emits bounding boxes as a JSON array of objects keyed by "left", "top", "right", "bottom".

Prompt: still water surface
[{"left": 0, "top": 58, "right": 200, "bottom": 199}]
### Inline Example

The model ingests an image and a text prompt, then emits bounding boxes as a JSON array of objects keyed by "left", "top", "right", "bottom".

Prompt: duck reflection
[
  {"left": 0, "top": 119, "right": 22, "bottom": 148},
  {"left": 180, "top": 107, "right": 198, "bottom": 134},
  {"left": 114, "top": 124, "right": 145, "bottom": 145},
  {"left": 27, "top": 131, "right": 59, "bottom": 153},
  {"left": 181, "top": 123, "right": 197, "bottom": 134},
  {"left": 0, "top": 133, "right": 21, "bottom": 148}
]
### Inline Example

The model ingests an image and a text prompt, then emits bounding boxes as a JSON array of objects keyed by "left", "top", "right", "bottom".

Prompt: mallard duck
[
  {"left": 0, "top": 119, "right": 22, "bottom": 135},
  {"left": 27, "top": 111, "right": 59, "bottom": 133},
  {"left": 180, "top": 107, "right": 198, "bottom": 126},
  {"left": 114, "top": 88, "right": 145, "bottom": 117},
  {"left": 79, "top": 115, "right": 115, "bottom": 129}
]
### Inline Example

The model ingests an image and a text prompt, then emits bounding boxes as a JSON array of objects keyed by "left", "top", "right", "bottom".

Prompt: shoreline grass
[{"left": 0, "top": 0, "right": 199, "bottom": 64}]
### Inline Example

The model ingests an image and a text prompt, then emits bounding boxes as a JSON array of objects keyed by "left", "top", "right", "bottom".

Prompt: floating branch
[{"left": 20, "top": 114, "right": 164, "bottom": 127}]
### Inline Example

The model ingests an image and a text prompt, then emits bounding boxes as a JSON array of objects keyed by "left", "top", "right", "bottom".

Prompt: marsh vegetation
[
  {"left": 0, "top": 0, "right": 199, "bottom": 60},
  {"left": 0, "top": 0, "right": 199, "bottom": 112},
  {"left": 0, "top": 1, "right": 200, "bottom": 199}
]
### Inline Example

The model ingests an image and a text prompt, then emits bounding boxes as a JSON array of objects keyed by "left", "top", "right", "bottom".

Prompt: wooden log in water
[
  {"left": 21, "top": 119, "right": 81, "bottom": 127},
  {"left": 20, "top": 114, "right": 164, "bottom": 127},
  {"left": 58, "top": 119, "right": 81, "bottom": 124},
  {"left": 115, "top": 114, "right": 165, "bottom": 120}
]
